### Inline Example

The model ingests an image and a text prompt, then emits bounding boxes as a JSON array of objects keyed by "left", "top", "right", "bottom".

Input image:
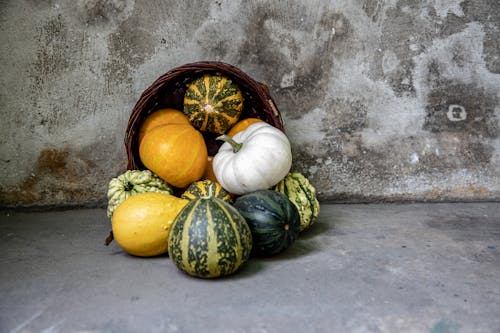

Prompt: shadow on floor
[
  {"left": 251, "top": 220, "right": 334, "bottom": 264},
  {"left": 102, "top": 218, "right": 335, "bottom": 280},
  {"left": 225, "top": 221, "right": 335, "bottom": 280}
]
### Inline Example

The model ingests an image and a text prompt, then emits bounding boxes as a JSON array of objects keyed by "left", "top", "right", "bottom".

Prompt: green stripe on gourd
[
  {"left": 183, "top": 73, "right": 244, "bottom": 134},
  {"left": 274, "top": 172, "right": 320, "bottom": 232},
  {"left": 106, "top": 170, "right": 173, "bottom": 218},
  {"left": 168, "top": 197, "right": 252, "bottom": 278},
  {"left": 181, "top": 179, "right": 232, "bottom": 203}
]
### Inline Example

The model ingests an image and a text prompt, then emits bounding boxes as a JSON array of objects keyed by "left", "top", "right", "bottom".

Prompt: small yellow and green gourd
[
  {"left": 183, "top": 73, "right": 244, "bottom": 134},
  {"left": 181, "top": 179, "right": 233, "bottom": 203},
  {"left": 274, "top": 172, "right": 320, "bottom": 232}
]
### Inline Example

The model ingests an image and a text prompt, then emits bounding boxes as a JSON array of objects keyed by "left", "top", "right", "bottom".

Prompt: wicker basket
[{"left": 125, "top": 61, "right": 284, "bottom": 171}]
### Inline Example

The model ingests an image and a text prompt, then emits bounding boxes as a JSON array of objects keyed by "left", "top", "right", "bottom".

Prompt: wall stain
[
  {"left": 421, "top": 0, "right": 500, "bottom": 73},
  {"left": 293, "top": 135, "right": 394, "bottom": 196},
  {"left": 195, "top": 23, "right": 232, "bottom": 61},
  {"left": 423, "top": 82, "right": 498, "bottom": 138},
  {"left": 371, "top": 1, "right": 446, "bottom": 97},
  {"left": 103, "top": 14, "right": 155, "bottom": 84},
  {"left": 0, "top": 175, "right": 40, "bottom": 205},
  {"left": 0, "top": 148, "right": 104, "bottom": 207},
  {"left": 237, "top": 2, "right": 346, "bottom": 119},
  {"left": 326, "top": 99, "right": 368, "bottom": 135},
  {"left": 458, "top": 141, "right": 495, "bottom": 167},
  {"left": 77, "top": 0, "right": 131, "bottom": 25},
  {"left": 422, "top": 78, "right": 498, "bottom": 170},
  {"left": 37, "top": 148, "right": 71, "bottom": 176},
  {"left": 30, "top": 14, "right": 72, "bottom": 90},
  {"left": 28, "top": 13, "right": 94, "bottom": 135},
  {"left": 361, "top": 0, "right": 383, "bottom": 22},
  {"left": 461, "top": 0, "right": 500, "bottom": 73},
  {"left": 102, "top": 1, "right": 211, "bottom": 84},
  {"left": 371, "top": 0, "right": 499, "bottom": 97}
]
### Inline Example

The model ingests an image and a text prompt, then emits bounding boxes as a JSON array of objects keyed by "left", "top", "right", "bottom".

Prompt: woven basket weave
[{"left": 125, "top": 61, "right": 284, "bottom": 170}]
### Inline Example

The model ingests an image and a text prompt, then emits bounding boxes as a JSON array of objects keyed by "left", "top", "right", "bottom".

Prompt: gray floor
[{"left": 1, "top": 202, "right": 499, "bottom": 333}]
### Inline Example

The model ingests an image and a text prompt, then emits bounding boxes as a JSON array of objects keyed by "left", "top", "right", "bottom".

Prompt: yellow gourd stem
[{"left": 216, "top": 134, "right": 243, "bottom": 153}]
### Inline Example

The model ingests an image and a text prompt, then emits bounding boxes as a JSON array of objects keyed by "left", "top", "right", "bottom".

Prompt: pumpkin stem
[
  {"left": 216, "top": 134, "right": 243, "bottom": 153},
  {"left": 124, "top": 182, "right": 134, "bottom": 192},
  {"left": 200, "top": 183, "right": 215, "bottom": 199}
]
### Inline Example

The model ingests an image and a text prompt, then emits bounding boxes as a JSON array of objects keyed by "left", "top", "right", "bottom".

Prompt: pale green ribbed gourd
[
  {"left": 106, "top": 170, "right": 173, "bottom": 218},
  {"left": 274, "top": 172, "right": 320, "bottom": 232}
]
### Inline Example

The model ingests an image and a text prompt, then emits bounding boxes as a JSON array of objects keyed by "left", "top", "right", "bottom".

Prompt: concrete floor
[{"left": 0, "top": 203, "right": 499, "bottom": 333}]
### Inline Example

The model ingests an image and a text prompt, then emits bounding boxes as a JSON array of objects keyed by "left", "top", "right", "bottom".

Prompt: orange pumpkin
[
  {"left": 227, "top": 118, "right": 264, "bottom": 137},
  {"left": 138, "top": 108, "right": 190, "bottom": 143},
  {"left": 139, "top": 124, "right": 207, "bottom": 188}
]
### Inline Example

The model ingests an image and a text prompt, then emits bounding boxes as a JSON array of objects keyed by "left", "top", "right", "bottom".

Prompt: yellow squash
[{"left": 111, "top": 192, "right": 189, "bottom": 257}]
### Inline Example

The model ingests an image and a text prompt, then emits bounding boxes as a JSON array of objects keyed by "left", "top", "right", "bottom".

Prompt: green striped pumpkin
[
  {"left": 183, "top": 73, "right": 244, "bottom": 134},
  {"left": 181, "top": 179, "right": 232, "bottom": 203},
  {"left": 168, "top": 197, "right": 252, "bottom": 278},
  {"left": 274, "top": 172, "right": 320, "bottom": 232}
]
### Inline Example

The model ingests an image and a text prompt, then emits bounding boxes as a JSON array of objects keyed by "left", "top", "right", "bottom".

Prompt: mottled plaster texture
[{"left": 0, "top": 0, "right": 499, "bottom": 207}]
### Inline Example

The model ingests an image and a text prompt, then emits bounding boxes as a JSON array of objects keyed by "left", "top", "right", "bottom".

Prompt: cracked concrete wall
[{"left": 0, "top": 0, "right": 499, "bottom": 207}]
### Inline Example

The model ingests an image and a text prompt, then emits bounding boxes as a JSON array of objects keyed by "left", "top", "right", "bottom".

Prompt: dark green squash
[
  {"left": 168, "top": 197, "right": 252, "bottom": 278},
  {"left": 183, "top": 73, "right": 244, "bottom": 134},
  {"left": 233, "top": 190, "right": 300, "bottom": 257}
]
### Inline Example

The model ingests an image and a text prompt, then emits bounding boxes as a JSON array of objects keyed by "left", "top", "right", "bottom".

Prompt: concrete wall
[{"left": 0, "top": 0, "right": 499, "bottom": 207}]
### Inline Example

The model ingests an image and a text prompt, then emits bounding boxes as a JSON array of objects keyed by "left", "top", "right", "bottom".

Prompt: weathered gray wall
[{"left": 0, "top": 0, "right": 499, "bottom": 207}]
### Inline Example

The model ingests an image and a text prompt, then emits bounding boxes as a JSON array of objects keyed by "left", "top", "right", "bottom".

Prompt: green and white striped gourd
[
  {"left": 168, "top": 197, "right": 252, "bottom": 278},
  {"left": 274, "top": 172, "right": 320, "bottom": 232},
  {"left": 106, "top": 170, "right": 173, "bottom": 218}
]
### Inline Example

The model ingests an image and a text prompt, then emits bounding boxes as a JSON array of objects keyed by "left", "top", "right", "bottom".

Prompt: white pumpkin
[{"left": 213, "top": 122, "right": 292, "bottom": 195}]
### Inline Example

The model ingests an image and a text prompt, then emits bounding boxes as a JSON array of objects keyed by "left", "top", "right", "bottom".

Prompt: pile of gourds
[{"left": 106, "top": 73, "right": 319, "bottom": 279}]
